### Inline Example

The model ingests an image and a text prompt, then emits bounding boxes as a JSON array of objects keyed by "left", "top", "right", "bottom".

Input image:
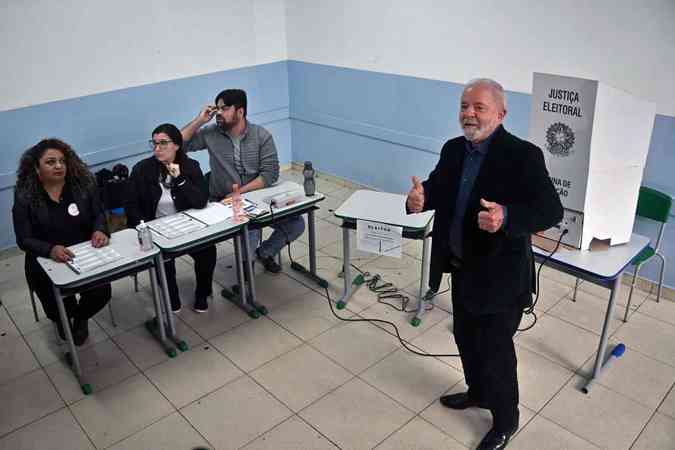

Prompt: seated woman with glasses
[
  {"left": 12, "top": 139, "right": 112, "bottom": 345},
  {"left": 126, "top": 123, "right": 216, "bottom": 313}
]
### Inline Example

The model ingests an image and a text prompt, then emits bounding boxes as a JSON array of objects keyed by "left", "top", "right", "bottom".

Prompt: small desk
[
  {"left": 333, "top": 190, "right": 435, "bottom": 324},
  {"left": 147, "top": 213, "right": 261, "bottom": 323},
  {"left": 243, "top": 181, "right": 328, "bottom": 292},
  {"left": 38, "top": 229, "right": 172, "bottom": 394},
  {"left": 532, "top": 233, "right": 649, "bottom": 393}
]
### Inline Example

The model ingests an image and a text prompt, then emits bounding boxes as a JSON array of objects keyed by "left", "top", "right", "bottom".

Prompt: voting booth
[{"left": 528, "top": 73, "right": 656, "bottom": 250}]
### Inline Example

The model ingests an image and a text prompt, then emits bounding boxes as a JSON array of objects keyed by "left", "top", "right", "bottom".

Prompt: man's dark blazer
[
  {"left": 125, "top": 152, "right": 209, "bottom": 228},
  {"left": 419, "top": 125, "right": 563, "bottom": 314}
]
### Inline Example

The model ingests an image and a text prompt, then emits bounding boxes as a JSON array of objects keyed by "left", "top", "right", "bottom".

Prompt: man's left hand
[
  {"left": 478, "top": 198, "right": 504, "bottom": 233},
  {"left": 91, "top": 231, "right": 109, "bottom": 248}
]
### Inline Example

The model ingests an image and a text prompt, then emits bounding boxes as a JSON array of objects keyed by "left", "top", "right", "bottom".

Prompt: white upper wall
[
  {"left": 285, "top": 0, "right": 675, "bottom": 117},
  {"left": 0, "top": 0, "right": 288, "bottom": 112}
]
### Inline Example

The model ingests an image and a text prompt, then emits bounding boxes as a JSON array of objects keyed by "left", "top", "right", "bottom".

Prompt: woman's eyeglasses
[{"left": 148, "top": 140, "right": 173, "bottom": 150}]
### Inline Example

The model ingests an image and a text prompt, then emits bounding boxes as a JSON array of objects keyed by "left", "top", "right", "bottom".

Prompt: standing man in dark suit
[{"left": 407, "top": 78, "right": 563, "bottom": 450}]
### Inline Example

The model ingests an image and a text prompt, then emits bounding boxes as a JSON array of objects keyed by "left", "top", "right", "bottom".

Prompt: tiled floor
[{"left": 1, "top": 171, "right": 674, "bottom": 449}]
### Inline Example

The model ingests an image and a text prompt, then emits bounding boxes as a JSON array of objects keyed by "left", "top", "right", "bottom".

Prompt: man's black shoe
[
  {"left": 72, "top": 319, "right": 89, "bottom": 347},
  {"left": 193, "top": 297, "right": 208, "bottom": 313},
  {"left": 439, "top": 392, "right": 489, "bottom": 410},
  {"left": 476, "top": 424, "right": 518, "bottom": 450},
  {"left": 256, "top": 248, "right": 281, "bottom": 274}
]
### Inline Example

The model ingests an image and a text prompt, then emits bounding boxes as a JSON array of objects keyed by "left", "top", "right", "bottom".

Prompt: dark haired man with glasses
[{"left": 181, "top": 89, "right": 305, "bottom": 280}]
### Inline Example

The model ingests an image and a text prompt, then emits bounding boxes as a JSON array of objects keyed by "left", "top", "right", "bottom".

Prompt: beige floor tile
[
  {"left": 375, "top": 416, "right": 467, "bottom": 450},
  {"left": 290, "top": 252, "right": 344, "bottom": 288},
  {"left": 410, "top": 317, "right": 463, "bottom": 372},
  {"left": 145, "top": 345, "right": 242, "bottom": 408},
  {"left": 577, "top": 278, "right": 649, "bottom": 310},
  {"left": 300, "top": 377, "right": 414, "bottom": 450},
  {"left": 541, "top": 376, "right": 653, "bottom": 450},
  {"left": 421, "top": 383, "right": 535, "bottom": 449},
  {"left": 251, "top": 344, "right": 352, "bottom": 412},
  {"left": 659, "top": 386, "right": 675, "bottom": 419},
  {"left": 0, "top": 255, "right": 26, "bottom": 285},
  {"left": 578, "top": 339, "right": 675, "bottom": 409},
  {"left": 515, "top": 315, "right": 599, "bottom": 371},
  {"left": 0, "top": 278, "right": 33, "bottom": 309},
  {"left": 533, "top": 276, "right": 573, "bottom": 312},
  {"left": 359, "top": 300, "right": 447, "bottom": 342},
  {"left": 298, "top": 220, "right": 342, "bottom": 249},
  {"left": 315, "top": 193, "right": 346, "bottom": 220},
  {"left": 0, "top": 369, "right": 64, "bottom": 436},
  {"left": 253, "top": 272, "right": 313, "bottom": 310},
  {"left": 107, "top": 411, "right": 211, "bottom": 450},
  {"left": 177, "top": 294, "right": 252, "bottom": 340},
  {"left": 70, "top": 374, "right": 174, "bottom": 449},
  {"left": 181, "top": 375, "right": 292, "bottom": 450},
  {"left": 241, "top": 416, "right": 338, "bottom": 450},
  {"left": 361, "top": 349, "right": 463, "bottom": 413},
  {"left": 0, "top": 408, "right": 94, "bottom": 450},
  {"left": 0, "top": 335, "right": 40, "bottom": 386},
  {"left": 0, "top": 308, "right": 21, "bottom": 340},
  {"left": 94, "top": 291, "right": 157, "bottom": 338},
  {"left": 24, "top": 320, "right": 109, "bottom": 367},
  {"left": 209, "top": 317, "right": 302, "bottom": 372},
  {"left": 362, "top": 255, "right": 426, "bottom": 291},
  {"left": 316, "top": 178, "right": 347, "bottom": 195},
  {"left": 45, "top": 339, "right": 139, "bottom": 404},
  {"left": 509, "top": 415, "right": 600, "bottom": 450},
  {"left": 113, "top": 319, "right": 204, "bottom": 370},
  {"left": 267, "top": 290, "right": 343, "bottom": 341},
  {"left": 638, "top": 296, "right": 675, "bottom": 326},
  {"left": 401, "top": 238, "right": 432, "bottom": 262},
  {"left": 631, "top": 412, "right": 675, "bottom": 450},
  {"left": 547, "top": 290, "right": 625, "bottom": 336},
  {"left": 6, "top": 301, "right": 51, "bottom": 336},
  {"left": 310, "top": 320, "right": 400, "bottom": 374},
  {"left": 515, "top": 345, "right": 575, "bottom": 411},
  {"left": 612, "top": 311, "right": 675, "bottom": 366},
  {"left": 319, "top": 232, "right": 382, "bottom": 265}
]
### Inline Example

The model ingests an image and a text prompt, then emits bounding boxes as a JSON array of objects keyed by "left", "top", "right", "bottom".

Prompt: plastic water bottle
[
  {"left": 231, "top": 183, "right": 244, "bottom": 222},
  {"left": 303, "top": 161, "right": 316, "bottom": 196},
  {"left": 136, "top": 220, "right": 153, "bottom": 251}
]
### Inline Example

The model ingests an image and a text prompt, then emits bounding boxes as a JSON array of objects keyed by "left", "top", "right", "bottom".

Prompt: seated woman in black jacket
[
  {"left": 12, "top": 139, "right": 112, "bottom": 345},
  {"left": 126, "top": 123, "right": 216, "bottom": 313}
]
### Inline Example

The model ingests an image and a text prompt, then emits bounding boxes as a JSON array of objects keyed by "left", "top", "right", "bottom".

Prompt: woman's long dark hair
[
  {"left": 152, "top": 123, "right": 186, "bottom": 181},
  {"left": 15, "top": 138, "right": 95, "bottom": 205}
]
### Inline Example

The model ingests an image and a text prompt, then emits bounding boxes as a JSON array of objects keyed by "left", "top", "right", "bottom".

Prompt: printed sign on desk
[{"left": 356, "top": 220, "right": 402, "bottom": 258}]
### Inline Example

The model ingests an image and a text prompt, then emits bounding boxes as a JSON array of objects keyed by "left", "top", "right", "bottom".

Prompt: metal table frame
[
  {"left": 38, "top": 229, "right": 173, "bottom": 394},
  {"left": 532, "top": 233, "right": 649, "bottom": 393}
]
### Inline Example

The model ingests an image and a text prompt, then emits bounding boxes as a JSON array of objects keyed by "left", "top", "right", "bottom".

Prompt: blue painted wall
[
  {"left": 288, "top": 61, "right": 675, "bottom": 289},
  {"left": 0, "top": 61, "right": 291, "bottom": 250}
]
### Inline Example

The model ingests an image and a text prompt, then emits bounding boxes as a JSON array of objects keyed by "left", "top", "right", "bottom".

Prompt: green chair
[{"left": 623, "top": 186, "right": 672, "bottom": 322}]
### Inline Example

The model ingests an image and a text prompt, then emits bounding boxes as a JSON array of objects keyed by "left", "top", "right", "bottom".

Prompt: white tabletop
[
  {"left": 148, "top": 212, "right": 244, "bottom": 253},
  {"left": 38, "top": 228, "right": 159, "bottom": 288},
  {"left": 243, "top": 181, "right": 325, "bottom": 217},
  {"left": 533, "top": 233, "right": 650, "bottom": 279},
  {"left": 334, "top": 190, "right": 435, "bottom": 231}
]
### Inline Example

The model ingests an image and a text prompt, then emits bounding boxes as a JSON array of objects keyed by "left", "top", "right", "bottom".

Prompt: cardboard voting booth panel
[{"left": 528, "top": 73, "right": 656, "bottom": 249}]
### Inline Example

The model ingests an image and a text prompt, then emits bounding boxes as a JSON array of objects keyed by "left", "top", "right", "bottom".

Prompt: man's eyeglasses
[
  {"left": 212, "top": 105, "right": 233, "bottom": 113},
  {"left": 148, "top": 140, "right": 173, "bottom": 150}
]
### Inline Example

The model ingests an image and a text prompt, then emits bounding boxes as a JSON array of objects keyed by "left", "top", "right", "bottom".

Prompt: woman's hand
[
  {"left": 166, "top": 163, "right": 180, "bottom": 178},
  {"left": 50, "top": 245, "right": 74, "bottom": 262},
  {"left": 91, "top": 231, "right": 109, "bottom": 248}
]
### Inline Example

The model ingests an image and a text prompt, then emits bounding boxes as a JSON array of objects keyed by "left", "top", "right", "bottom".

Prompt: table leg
[
  {"left": 53, "top": 285, "right": 90, "bottom": 395},
  {"left": 336, "top": 226, "right": 352, "bottom": 309},
  {"left": 582, "top": 276, "right": 620, "bottom": 394},
  {"left": 242, "top": 225, "right": 267, "bottom": 315},
  {"left": 153, "top": 255, "right": 184, "bottom": 353},
  {"left": 290, "top": 209, "right": 329, "bottom": 288},
  {"left": 144, "top": 264, "right": 180, "bottom": 355},
  {"left": 222, "top": 227, "right": 262, "bottom": 318},
  {"left": 411, "top": 235, "right": 433, "bottom": 327}
]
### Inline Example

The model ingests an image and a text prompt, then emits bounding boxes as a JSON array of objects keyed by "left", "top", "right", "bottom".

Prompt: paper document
[
  {"left": 66, "top": 242, "right": 123, "bottom": 274},
  {"left": 184, "top": 202, "right": 232, "bottom": 225},
  {"left": 148, "top": 214, "right": 207, "bottom": 239},
  {"left": 356, "top": 220, "right": 403, "bottom": 258}
]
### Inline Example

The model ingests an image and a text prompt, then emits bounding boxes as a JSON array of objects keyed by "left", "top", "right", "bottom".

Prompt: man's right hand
[
  {"left": 50, "top": 245, "right": 74, "bottom": 263},
  {"left": 197, "top": 105, "right": 217, "bottom": 125},
  {"left": 406, "top": 176, "right": 425, "bottom": 213}
]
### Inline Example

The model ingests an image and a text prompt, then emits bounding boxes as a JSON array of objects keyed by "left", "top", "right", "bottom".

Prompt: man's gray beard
[{"left": 462, "top": 126, "right": 480, "bottom": 141}]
